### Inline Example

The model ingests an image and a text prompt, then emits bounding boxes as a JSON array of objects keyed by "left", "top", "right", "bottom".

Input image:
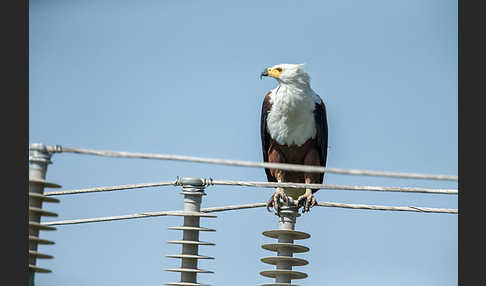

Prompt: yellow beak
[{"left": 260, "top": 67, "right": 282, "bottom": 79}]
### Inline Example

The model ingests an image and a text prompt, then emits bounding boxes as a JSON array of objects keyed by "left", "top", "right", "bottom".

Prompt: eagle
[{"left": 260, "top": 63, "right": 328, "bottom": 215}]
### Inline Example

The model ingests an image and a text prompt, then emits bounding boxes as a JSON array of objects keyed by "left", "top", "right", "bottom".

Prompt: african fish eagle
[{"left": 260, "top": 63, "right": 328, "bottom": 215}]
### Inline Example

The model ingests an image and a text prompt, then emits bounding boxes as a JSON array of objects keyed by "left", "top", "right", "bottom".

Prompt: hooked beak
[{"left": 260, "top": 68, "right": 269, "bottom": 80}]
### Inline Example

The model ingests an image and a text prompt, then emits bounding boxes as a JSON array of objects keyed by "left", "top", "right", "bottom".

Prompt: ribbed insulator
[
  {"left": 28, "top": 179, "right": 61, "bottom": 274},
  {"left": 165, "top": 177, "right": 216, "bottom": 286},
  {"left": 260, "top": 206, "right": 310, "bottom": 286}
]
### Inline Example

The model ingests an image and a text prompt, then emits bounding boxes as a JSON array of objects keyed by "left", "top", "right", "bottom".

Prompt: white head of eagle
[
  {"left": 260, "top": 63, "right": 323, "bottom": 147},
  {"left": 260, "top": 63, "right": 328, "bottom": 214},
  {"left": 261, "top": 63, "right": 310, "bottom": 86}
]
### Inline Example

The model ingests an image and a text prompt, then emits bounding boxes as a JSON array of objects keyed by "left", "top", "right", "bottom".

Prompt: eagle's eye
[{"left": 275, "top": 67, "right": 283, "bottom": 72}]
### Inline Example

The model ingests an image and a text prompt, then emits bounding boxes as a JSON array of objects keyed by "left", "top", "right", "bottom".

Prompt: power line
[
  {"left": 43, "top": 178, "right": 457, "bottom": 197},
  {"left": 316, "top": 202, "right": 457, "bottom": 213},
  {"left": 44, "top": 180, "right": 177, "bottom": 196},
  {"left": 46, "top": 145, "right": 458, "bottom": 181},
  {"left": 42, "top": 201, "right": 458, "bottom": 226},
  {"left": 209, "top": 180, "right": 458, "bottom": 195},
  {"left": 43, "top": 211, "right": 173, "bottom": 226}
]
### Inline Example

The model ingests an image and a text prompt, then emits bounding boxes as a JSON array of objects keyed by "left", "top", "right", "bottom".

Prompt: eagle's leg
[
  {"left": 298, "top": 150, "right": 320, "bottom": 213},
  {"left": 266, "top": 186, "right": 289, "bottom": 216},
  {"left": 266, "top": 149, "right": 290, "bottom": 216}
]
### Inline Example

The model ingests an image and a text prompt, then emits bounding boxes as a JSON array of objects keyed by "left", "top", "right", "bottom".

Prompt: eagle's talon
[
  {"left": 297, "top": 189, "right": 317, "bottom": 213},
  {"left": 266, "top": 188, "right": 289, "bottom": 216}
]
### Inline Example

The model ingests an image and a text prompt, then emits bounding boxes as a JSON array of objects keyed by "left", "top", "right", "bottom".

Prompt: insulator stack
[
  {"left": 260, "top": 203, "right": 310, "bottom": 286},
  {"left": 29, "top": 143, "right": 61, "bottom": 278},
  {"left": 165, "top": 177, "right": 215, "bottom": 286}
]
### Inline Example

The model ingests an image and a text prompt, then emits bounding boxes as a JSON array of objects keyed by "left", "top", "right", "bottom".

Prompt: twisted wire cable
[
  {"left": 42, "top": 201, "right": 458, "bottom": 226},
  {"left": 46, "top": 145, "right": 458, "bottom": 181},
  {"left": 44, "top": 179, "right": 457, "bottom": 196}
]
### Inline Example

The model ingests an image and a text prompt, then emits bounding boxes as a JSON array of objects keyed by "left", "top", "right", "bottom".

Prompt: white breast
[{"left": 266, "top": 85, "right": 320, "bottom": 146}]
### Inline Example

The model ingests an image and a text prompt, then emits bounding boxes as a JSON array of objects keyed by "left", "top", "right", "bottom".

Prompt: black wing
[
  {"left": 260, "top": 92, "right": 276, "bottom": 182},
  {"left": 314, "top": 97, "right": 328, "bottom": 184}
]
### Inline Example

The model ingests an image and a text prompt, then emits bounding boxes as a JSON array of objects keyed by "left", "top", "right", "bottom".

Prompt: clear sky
[{"left": 29, "top": 0, "right": 457, "bottom": 285}]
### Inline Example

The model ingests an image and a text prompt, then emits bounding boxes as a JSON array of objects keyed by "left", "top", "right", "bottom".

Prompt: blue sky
[{"left": 30, "top": 0, "right": 457, "bottom": 285}]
